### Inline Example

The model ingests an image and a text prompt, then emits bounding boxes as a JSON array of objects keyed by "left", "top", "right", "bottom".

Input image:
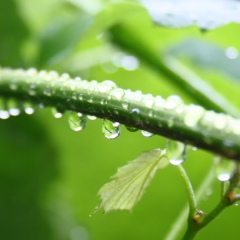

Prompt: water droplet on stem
[
  {"left": 102, "top": 119, "right": 120, "bottom": 139},
  {"left": 214, "top": 155, "right": 236, "bottom": 182},
  {"left": 141, "top": 130, "right": 154, "bottom": 137},
  {"left": 68, "top": 111, "right": 87, "bottom": 131},
  {"left": 167, "top": 140, "right": 187, "bottom": 166},
  {"left": 51, "top": 107, "right": 63, "bottom": 118}
]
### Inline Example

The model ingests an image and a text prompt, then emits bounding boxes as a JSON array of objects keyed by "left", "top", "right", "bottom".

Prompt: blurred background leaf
[
  {"left": 0, "top": 0, "right": 29, "bottom": 67},
  {"left": 142, "top": 0, "right": 240, "bottom": 30}
]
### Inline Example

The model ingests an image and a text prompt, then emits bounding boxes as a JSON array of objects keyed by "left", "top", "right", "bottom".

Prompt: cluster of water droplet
[
  {"left": 0, "top": 97, "right": 37, "bottom": 120},
  {"left": 1, "top": 66, "right": 240, "bottom": 146}
]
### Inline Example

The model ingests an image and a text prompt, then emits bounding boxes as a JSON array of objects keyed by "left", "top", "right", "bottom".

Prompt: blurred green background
[{"left": 1, "top": 0, "right": 240, "bottom": 239}]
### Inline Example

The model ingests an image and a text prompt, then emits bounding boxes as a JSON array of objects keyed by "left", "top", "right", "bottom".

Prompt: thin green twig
[
  {"left": 164, "top": 164, "right": 216, "bottom": 240},
  {"left": 176, "top": 165, "right": 197, "bottom": 216}
]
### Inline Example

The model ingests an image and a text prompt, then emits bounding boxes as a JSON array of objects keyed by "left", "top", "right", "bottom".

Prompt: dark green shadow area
[
  {"left": 0, "top": 114, "right": 58, "bottom": 240},
  {"left": 0, "top": 0, "right": 29, "bottom": 67}
]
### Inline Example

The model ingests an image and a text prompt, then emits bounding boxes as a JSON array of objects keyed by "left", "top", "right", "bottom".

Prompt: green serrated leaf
[
  {"left": 142, "top": 0, "right": 240, "bottom": 30},
  {"left": 98, "top": 148, "right": 168, "bottom": 213}
]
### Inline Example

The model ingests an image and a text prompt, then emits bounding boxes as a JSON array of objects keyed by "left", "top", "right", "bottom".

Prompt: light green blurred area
[{"left": 1, "top": 0, "right": 240, "bottom": 239}]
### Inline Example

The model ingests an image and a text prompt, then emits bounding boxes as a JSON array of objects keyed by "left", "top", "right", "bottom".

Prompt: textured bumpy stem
[{"left": 0, "top": 67, "right": 240, "bottom": 161}]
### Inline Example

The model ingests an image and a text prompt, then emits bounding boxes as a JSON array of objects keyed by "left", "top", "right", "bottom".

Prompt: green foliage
[
  {"left": 98, "top": 149, "right": 168, "bottom": 212},
  {"left": 1, "top": 1, "right": 240, "bottom": 240}
]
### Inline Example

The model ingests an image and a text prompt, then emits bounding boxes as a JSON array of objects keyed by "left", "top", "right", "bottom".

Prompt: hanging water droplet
[
  {"left": 214, "top": 155, "right": 236, "bottom": 182},
  {"left": 141, "top": 130, "right": 154, "bottom": 137},
  {"left": 192, "top": 146, "right": 198, "bottom": 151},
  {"left": 166, "top": 140, "right": 187, "bottom": 166},
  {"left": 23, "top": 102, "right": 35, "bottom": 115},
  {"left": 68, "top": 111, "right": 87, "bottom": 131},
  {"left": 51, "top": 107, "right": 63, "bottom": 118},
  {"left": 102, "top": 119, "right": 120, "bottom": 139},
  {"left": 7, "top": 98, "right": 20, "bottom": 116},
  {"left": 0, "top": 98, "right": 9, "bottom": 119},
  {"left": 0, "top": 110, "right": 10, "bottom": 119},
  {"left": 131, "top": 108, "right": 140, "bottom": 115},
  {"left": 87, "top": 115, "right": 97, "bottom": 120}
]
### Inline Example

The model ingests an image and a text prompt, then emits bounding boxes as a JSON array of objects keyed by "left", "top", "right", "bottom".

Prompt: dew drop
[
  {"left": 102, "top": 119, "right": 120, "bottom": 139},
  {"left": 51, "top": 107, "right": 63, "bottom": 119},
  {"left": 38, "top": 70, "right": 47, "bottom": 77},
  {"left": 87, "top": 115, "right": 97, "bottom": 120},
  {"left": 0, "top": 110, "right": 10, "bottom": 119},
  {"left": 167, "top": 140, "right": 187, "bottom": 166},
  {"left": 9, "top": 108, "right": 20, "bottom": 116},
  {"left": 59, "top": 73, "right": 70, "bottom": 81},
  {"left": 183, "top": 105, "right": 205, "bottom": 127},
  {"left": 143, "top": 96, "right": 155, "bottom": 108},
  {"left": 7, "top": 98, "right": 20, "bottom": 116},
  {"left": 214, "top": 114, "right": 228, "bottom": 130},
  {"left": 131, "top": 108, "right": 140, "bottom": 115},
  {"left": 141, "top": 130, "right": 154, "bottom": 137},
  {"left": 200, "top": 111, "right": 216, "bottom": 128},
  {"left": 64, "top": 80, "right": 78, "bottom": 91},
  {"left": 122, "top": 100, "right": 129, "bottom": 110},
  {"left": 48, "top": 70, "right": 59, "bottom": 79},
  {"left": 98, "top": 80, "right": 116, "bottom": 93},
  {"left": 23, "top": 102, "right": 35, "bottom": 115},
  {"left": 109, "top": 88, "right": 125, "bottom": 100},
  {"left": 214, "top": 155, "right": 236, "bottom": 182},
  {"left": 26, "top": 67, "right": 37, "bottom": 76},
  {"left": 192, "top": 146, "right": 198, "bottom": 151},
  {"left": 68, "top": 111, "right": 87, "bottom": 131},
  {"left": 165, "top": 95, "right": 183, "bottom": 110}
]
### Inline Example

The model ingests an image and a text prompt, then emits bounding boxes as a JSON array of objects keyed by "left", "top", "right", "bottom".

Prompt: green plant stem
[
  {"left": 177, "top": 165, "right": 197, "bottom": 216},
  {"left": 109, "top": 24, "right": 240, "bottom": 118},
  {"left": 182, "top": 164, "right": 240, "bottom": 239},
  {"left": 164, "top": 164, "right": 215, "bottom": 240},
  {"left": 1, "top": 67, "right": 240, "bottom": 161}
]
